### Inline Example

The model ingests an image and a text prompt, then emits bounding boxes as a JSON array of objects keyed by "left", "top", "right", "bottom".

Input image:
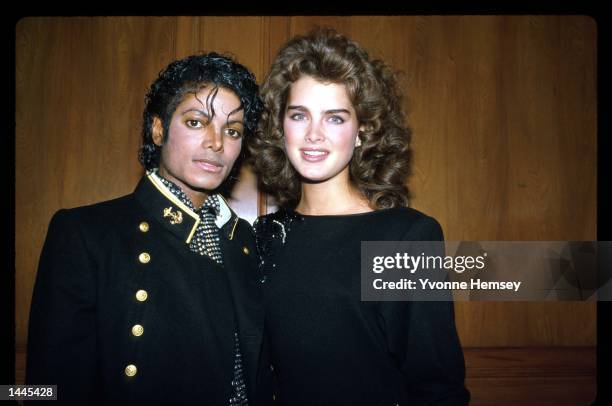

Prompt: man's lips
[
  {"left": 193, "top": 159, "right": 223, "bottom": 173},
  {"left": 300, "top": 148, "right": 329, "bottom": 162}
]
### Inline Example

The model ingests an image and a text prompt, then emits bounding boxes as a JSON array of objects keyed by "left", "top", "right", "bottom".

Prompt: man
[{"left": 26, "top": 53, "right": 271, "bottom": 405}]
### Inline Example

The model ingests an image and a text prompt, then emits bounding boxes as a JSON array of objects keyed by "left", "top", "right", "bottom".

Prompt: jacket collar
[{"left": 133, "top": 172, "right": 240, "bottom": 244}]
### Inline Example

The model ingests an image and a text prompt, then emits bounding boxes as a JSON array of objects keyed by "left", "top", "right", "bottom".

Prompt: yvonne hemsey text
[{"left": 373, "top": 278, "right": 522, "bottom": 292}]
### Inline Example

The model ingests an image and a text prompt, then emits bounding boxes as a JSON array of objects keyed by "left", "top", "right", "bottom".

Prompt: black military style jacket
[{"left": 26, "top": 173, "right": 272, "bottom": 405}]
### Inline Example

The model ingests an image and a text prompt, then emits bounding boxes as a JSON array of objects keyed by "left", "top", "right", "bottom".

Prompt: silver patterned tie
[{"left": 192, "top": 195, "right": 223, "bottom": 264}]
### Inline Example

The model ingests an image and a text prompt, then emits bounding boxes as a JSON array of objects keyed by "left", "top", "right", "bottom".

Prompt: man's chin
[{"left": 188, "top": 174, "right": 229, "bottom": 194}]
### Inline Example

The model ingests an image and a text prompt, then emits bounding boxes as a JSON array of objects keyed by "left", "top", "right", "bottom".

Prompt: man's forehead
[{"left": 181, "top": 87, "right": 244, "bottom": 118}]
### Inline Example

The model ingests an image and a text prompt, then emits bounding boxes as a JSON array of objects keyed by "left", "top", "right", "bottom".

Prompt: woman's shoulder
[
  {"left": 253, "top": 206, "right": 443, "bottom": 240},
  {"left": 254, "top": 209, "right": 287, "bottom": 223},
  {"left": 254, "top": 209, "right": 300, "bottom": 230},
  {"left": 371, "top": 207, "right": 444, "bottom": 241},
  {"left": 253, "top": 210, "right": 302, "bottom": 248}
]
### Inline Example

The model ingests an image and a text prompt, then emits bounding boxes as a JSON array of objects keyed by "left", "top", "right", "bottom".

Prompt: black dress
[{"left": 254, "top": 207, "right": 470, "bottom": 406}]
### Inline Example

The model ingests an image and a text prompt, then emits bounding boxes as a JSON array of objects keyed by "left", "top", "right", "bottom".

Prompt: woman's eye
[
  {"left": 186, "top": 119, "right": 203, "bottom": 128},
  {"left": 225, "top": 128, "right": 242, "bottom": 139},
  {"left": 290, "top": 113, "right": 306, "bottom": 121},
  {"left": 328, "top": 115, "right": 345, "bottom": 124}
]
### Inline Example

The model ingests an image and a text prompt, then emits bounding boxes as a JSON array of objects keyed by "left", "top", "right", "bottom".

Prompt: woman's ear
[
  {"left": 152, "top": 116, "right": 164, "bottom": 146},
  {"left": 356, "top": 125, "right": 367, "bottom": 147}
]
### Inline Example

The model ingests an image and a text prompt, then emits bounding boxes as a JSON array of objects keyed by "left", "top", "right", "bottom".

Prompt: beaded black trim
[
  {"left": 253, "top": 210, "right": 303, "bottom": 283},
  {"left": 229, "top": 332, "right": 248, "bottom": 406}
]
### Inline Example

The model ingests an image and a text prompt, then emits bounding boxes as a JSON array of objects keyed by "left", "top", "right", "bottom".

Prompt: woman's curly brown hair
[{"left": 249, "top": 28, "right": 412, "bottom": 209}]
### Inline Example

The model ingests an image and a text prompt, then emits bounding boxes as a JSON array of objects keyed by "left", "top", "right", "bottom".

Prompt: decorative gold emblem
[{"left": 163, "top": 207, "right": 183, "bottom": 224}]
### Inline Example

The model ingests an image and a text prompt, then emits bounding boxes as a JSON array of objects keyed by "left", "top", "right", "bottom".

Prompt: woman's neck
[{"left": 296, "top": 176, "right": 372, "bottom": 216}]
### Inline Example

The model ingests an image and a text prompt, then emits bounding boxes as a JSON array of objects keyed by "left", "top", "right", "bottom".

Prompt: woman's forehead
[{"left": 287, "top": 76, "right": 352, "bottom": 108}]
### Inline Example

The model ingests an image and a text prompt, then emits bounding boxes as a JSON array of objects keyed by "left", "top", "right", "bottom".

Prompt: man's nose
[{"left": 202, "top": 124, "right": 223, "bottom": 151}]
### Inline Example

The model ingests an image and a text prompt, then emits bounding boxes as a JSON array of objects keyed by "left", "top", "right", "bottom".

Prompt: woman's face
[{"left": 283, "top": 75, "right": 362, "bottom": 184}]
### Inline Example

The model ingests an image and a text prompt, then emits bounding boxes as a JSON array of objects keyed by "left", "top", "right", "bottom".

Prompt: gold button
[
  {"left": 135, "top": 290, "right": 148, "bottom": 302},
  {"left": 139, "top": 221, "right": 149, "bottom": 232},
  {"left": 138, "top": 252, "right": 151, "bottom": 264},
  {"left": 131, "top": 324, "right": 144, "bottom": 337},
  {"left": 242, "top": 246, "right": 250, "bottom": 255},
  {"left": 125, "top": 364, "right": 137, "bottom": 377}
]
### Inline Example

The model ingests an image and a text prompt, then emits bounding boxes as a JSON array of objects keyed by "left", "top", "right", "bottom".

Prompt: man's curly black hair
[{"left": 138, "top": 52, "right": 263, "bottom": 192}]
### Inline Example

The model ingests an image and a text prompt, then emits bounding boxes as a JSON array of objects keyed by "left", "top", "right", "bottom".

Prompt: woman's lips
[
  {"left": 301, "top": 149, "right": 329, "bottom": 162},
  {"left": 194, "top": 159, "right": 223, "bottom": 173}
]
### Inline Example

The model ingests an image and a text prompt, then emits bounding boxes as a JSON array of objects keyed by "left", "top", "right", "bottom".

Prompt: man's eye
[
  {"left": 186, "top": 119, "right": 203, "bottom": 128},
  {"left": 225, "top": 128, "right": 242, "bottom": 139}
]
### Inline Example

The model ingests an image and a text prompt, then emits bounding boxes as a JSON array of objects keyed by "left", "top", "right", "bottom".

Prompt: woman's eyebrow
[
  {"left": 286, "top": 105, "right": 307, "bottom": 111},
  {"left": 325, "top": 109, "right": 351, "bottom": 115},
  {"left": 286, "top": 105, "right": 351, "bottom": 115}
]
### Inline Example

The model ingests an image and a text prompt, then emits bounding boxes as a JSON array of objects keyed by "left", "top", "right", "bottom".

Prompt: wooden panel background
[{"left": 16, "top": 16, "right": 597, "bottom": 402}]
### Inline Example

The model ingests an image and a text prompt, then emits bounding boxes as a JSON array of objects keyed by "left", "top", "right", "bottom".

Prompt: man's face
[{"left": 153, "top": 85, "right": 244, "bottom": 208}]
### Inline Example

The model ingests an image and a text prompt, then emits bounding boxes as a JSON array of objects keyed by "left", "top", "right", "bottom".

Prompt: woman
[{"left": 250, "top": 29, "right": 470, "bottom": 405}]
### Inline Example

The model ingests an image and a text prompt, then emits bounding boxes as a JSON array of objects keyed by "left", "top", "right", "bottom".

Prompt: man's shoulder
[
  {"left": 231, "top": 216, "right": 255, "bottom": 242},
  {"left": 48, "top": 192, "right": 138, "bottom": 230}
]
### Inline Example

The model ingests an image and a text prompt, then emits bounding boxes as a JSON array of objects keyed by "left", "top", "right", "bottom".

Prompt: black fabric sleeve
[
  {"left": 25, "top": 209, "right": 100, "bottom": 404},
  {"left": 379, "top": 216, "right": 470, "bottom": 405}
]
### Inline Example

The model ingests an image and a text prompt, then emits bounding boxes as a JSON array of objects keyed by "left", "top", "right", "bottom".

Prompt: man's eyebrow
[
  {"left": 180, "top": 108, "right": 208, "bottom": 115},
  {"left": 180, "top": 108, "right": 243, "bottom": 123}
]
